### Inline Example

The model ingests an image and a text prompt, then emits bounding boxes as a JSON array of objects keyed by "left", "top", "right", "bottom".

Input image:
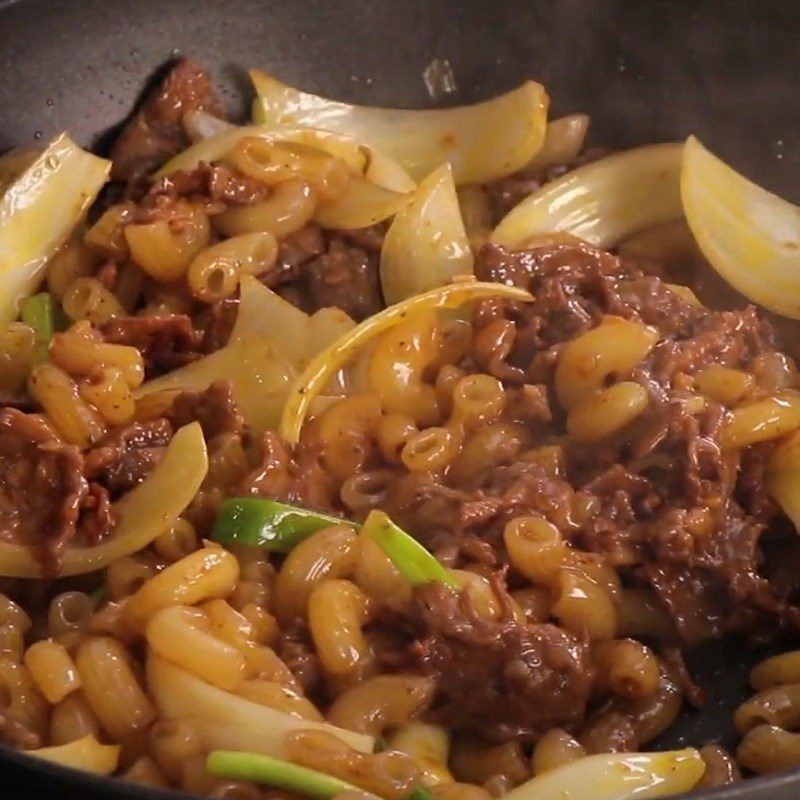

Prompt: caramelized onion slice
[
  {"left": 0, "top": 422, "right": 207, "bottom": 578},
  {"left": 250, "top": 69, "right": 549, "bottom": 185},
  {"left": 279, "top": 279, "right": 533, "bottom": 444},
  {"left": 492, "top": 143, "right": 682, "bottom": 249},
  {"left": 147, "top": 655, "right": 374, "bottom": 757},
  {"left": 135, "top": 335, "right": 296, "bottom": 433},
  {"left": 0, "top": 134, "right": 110, "bottom": 325},
  {"left": 682, "top": 135, "right": 800, "bottom": 318},
  {"left": 380, "top": 162, "right": 473, "bottom": 305},
  {"left": 504, "top": 748, "right": 704, "bottom": 800}
]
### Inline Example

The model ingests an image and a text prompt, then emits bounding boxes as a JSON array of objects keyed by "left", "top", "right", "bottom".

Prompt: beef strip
[
  {"left": 168, "top": 380, "right": 244, "bottom": 439},
  {"left": 0, "top": 409, "right": 114, "bottom": 575},
  {"left": 409, "top": 579, "right": 593, "bottom": 742},
  {"left": 84, "top": 419, "right": 174, "bottom": 496},
  {"left": 110, "top": 59, "right": 227, "bottom": 182},
  {"left": 102, "top": 314, "right": 204, "bottom": 376}
]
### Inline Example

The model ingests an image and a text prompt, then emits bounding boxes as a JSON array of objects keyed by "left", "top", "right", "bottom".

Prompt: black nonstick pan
[{"left": 1, "top": 0, "right": 800, "bottom": 798}]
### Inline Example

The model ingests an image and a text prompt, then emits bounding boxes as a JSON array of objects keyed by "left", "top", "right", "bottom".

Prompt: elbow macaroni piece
[
  {"left": 327, "top": 674, "right": 436, "bottom": 736},
  {"left": 720, "top": 391, "right": 800, "bottom": 449},
  {"left": 308, "top": 579, "right": 372, "bottom": 677},
  {"left": 79, "top": 366, "right": 135, "bottom": 426},
  {"left": 591, "top": 638, "right": 660, "bottom": 701},
  {"left": 532, "top": 728, "right": 586, "bottom": 775},
  {"left": 274, "top": 526, "right": 361, "bottom": 624},
  {"left": 695, "top": 365, "right": 754, "bottom": 405},
  {"left": 555, "top": 316, "right": 659, "bottom": 410},
  {"left": 74, "top": 636, "right": 155, "bottom": 741},
  {"left": 24, "top": 640, "right": 81, "bottom": 704},
  {"left": 62, "top": 278, "right": 126, "bottom": 325},
  {"left": 566, "top": 381, "right": 649, "bottom": 443},
  {"left": 122, "top": 547, "right": 240, "bottom": 633}
]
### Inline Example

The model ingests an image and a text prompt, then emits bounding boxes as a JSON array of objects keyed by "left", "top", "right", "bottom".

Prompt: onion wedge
[
  {"left": 682, "top": 135, "right": 800, "bottom": 318},
  {"left": 279, "top": 279, "right": 533, "bottom": 444},
  {"left": 158, "top": 126, "right": 369, "bottom": 177},
  {"left": 231, "top": 276, "right": 355, "bottom": 371},
  {"left": 381, "top": 163, "right": 473, "bottom": 305},
  {"left": 525, "top": 113, "right": 590, "bottom": 172},
  {"left": 135, "top": 335, "right": 296, "bottom": 432},
  {"left": 27, "top": 736, "right": 120, "bottom": 776},
  {"left": 250, "top": 69, "right": 549, "bottom": 185},
  {"left": 147, "top": 655, "right": 374, "bottom": 756},
  {"left": 492, "top": 143, "right": 682, "bottom": 249},
  {"left": 313, "top": 173, "right": 410, "bottom": 229},
  {"left": 0, "top": 133, "right": 110, "bottom": 325},
  {"left": 503, "top": 749, "right": 704, "bottom": 800},
  {"left": 0, "top": 422, "right": 207, "bottom": 578}
]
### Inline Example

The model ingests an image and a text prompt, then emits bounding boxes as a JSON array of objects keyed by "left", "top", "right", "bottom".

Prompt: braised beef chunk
[
  {"left": 102, "top": 314, "right": 204, "bottom": 376},
  {"left": 144, "top": 161, "right": 270, "bottom": 208},
  {"left": 411, "top": 581, "right": 592, "bottom": 742},
  {"left": 169, "top": 380, "right": 245, "bottom": 438},
  {"left": 0, "top": 409, "right": 114, "bottom": 575},
  {"left": 110, "top": 59, "right": 226, "bottom": 182},
  {"left": 303, "top": 237, "right": 382, "bottom": 321},
  {"left": 84, "top": 419, "right": 174, "bottom": 496}
]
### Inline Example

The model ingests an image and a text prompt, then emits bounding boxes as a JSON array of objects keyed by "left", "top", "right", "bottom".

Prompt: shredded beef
[
  {"left": 102, "top": 314, "right": 204, "bottom": 376},
  {"left": 110, "top": 59, "right": 226, "bottom": 182},
  {"left": 0, "top": 409, "right": 114, "bottom": 574},
  {"left": 84, "top": 419, "right": 174, "bottom": 496},
  {"left": 410, "top": 579, "right": 593, "bottom": 742},
  {"left": 146, "top": 161, "right": 270, "bottom": 207},
  {"left": 169, "top": 380, "right": 244, "bottom": 439}
]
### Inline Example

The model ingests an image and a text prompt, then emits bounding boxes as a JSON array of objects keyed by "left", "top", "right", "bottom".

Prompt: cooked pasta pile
[{"left": 2, "top": 57, "right": 800, "bottom": 799}]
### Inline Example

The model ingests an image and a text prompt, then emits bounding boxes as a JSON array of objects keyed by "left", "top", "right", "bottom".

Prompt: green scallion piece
[
  {"left": 206, "top": 751, "right": 359, "bottom": 799},
  {"left": 21, "top": 292, "right": 55, "bottom": 362},
  {"left": 212, "top": 497, "right": 357, "bottom": 552},
  {"left": 362, "top": 510, "right": 459, "bottom": 589}
]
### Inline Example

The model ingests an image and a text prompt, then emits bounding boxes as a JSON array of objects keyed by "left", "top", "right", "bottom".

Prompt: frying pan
[{"left": 1, "top": 0, "right": 799, "bottom": 797}]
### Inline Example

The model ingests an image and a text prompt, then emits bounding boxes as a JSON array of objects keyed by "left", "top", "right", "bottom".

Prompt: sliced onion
[
  {"left": 147, "top": 655, "right": 374, "bottom": 756},
  {"left": 231, "top": 276, "right": 355, "bottom": 371},
  {"left": 491, "top": 143, "right": 683, "bottom": 249},
  {"left": 135, "top": 335, "right": 296, "bottom": 432},
  {"left": 0, "top": 146, "right": 39, "bottom": 194},
  {"left": 279, "top": 279, "right": 533, "bottom": 444},
  {"left": 0, "top": 133, "right": 110, "bottom": 324},
  {"left": 158, "top": 126, "right": 368, "bottom": 177},
  {"left": 525, "top": 113, "right": 590, "bottom": 172},
  {"left": 681, "top": 135, "right": 800, "bottom": 318},
  {"left": 250, "top": 69, "right": 549, "bottom": 185},
  {"left": 381, "top": 163, "right": 473, "bottom": 305},
  {"left": 0, "top": 422, "right": 207, "bottom": 578},
  {"left": 181, "top": 110, "right": 236, "bottom": 143},
  {"left": 27, "top": 735, "right": 120, "bottom": 775},
  {"left": 504, "top": 749, "right": 704, "bottom": 800},
  {"left": 313, "top": 173, "right": 411, "bottom": 229}
]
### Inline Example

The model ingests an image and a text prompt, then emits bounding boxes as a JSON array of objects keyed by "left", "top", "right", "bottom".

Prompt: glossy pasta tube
[
  {"left": 28, "top": 363, "right": 106, "bottom": 448},
  {"left": 23, "top": 640, "right": 81, "bottom": 704},
  {"left": 279, "top": 279, "right": 533, "bottom": 444},
  {"left": 0, "top": 422, "right": 207, "bottom": 578},
  {"left": 737, "top": 725, "right": 800, "bottom": 774},
  {"left": 502, "top": 749, "right": 704, "bottom": 800},
  {"left": 146, "top": 655, "right": 374, "bottom": 755},
  {"left": 78, "top": 366, "right": 135, "bottom": 425},
  {"left": 0, "top": 133, "right": 110, "bottom": 325},
  {"left": 720, "top": 391, "right": 800, "bottom": 449},
  {"left": 27, "top": 735, "right": 120, "bottom": 776},
  {"left": 326, "top": 674, "right": 436, "bottom": 736},
  {"left": 123, "top": 547, "right": 239, "bottom": 633},
  {"left": 555, "top": 317, "right": 659, "bottom": 410},
  {"left": 380, "top": 162, "right": 473, "bottom": 305},
  {"left": 214, "top": 179, "right": 317, "bottom": 238},
  {"left": 388, "top": 722, "right": 453, "bottom": 785},
  {"left": 566, "top": 382, "right": 649, "bottom": 443},
  {"left": 307, "top": 580, "right": 371, "bottom": 677},
  {"left": 532, "top": 729, "right": 586, "bottom": 775},
  {"left": 61, "top": 277, "right": 125, "bottom": 324},
  {"left": 75, "top": 637, "right": 155, "bottom": 741},
  {"left": 734, "top": 682, "right": 800, "bottom": 733},
  {"left": 250, "top": 70, "right": 548, "bottom": 185},
  {"left": 492, "top": 143, "right": 682, "bottom": 249},
  {"left": 124, "top": 207, "right": 211, "bottom": 282},
  {"left": 751, "top": 650, "right": 800, "bottom": 690},
  {"left": 145, "top": 605, "right": 246, "bottom": 690}
]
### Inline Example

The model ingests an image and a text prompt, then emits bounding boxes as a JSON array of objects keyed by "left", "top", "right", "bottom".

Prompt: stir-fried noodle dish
[{"left": 3, "top": 59, "right": 800, "bottom": 799}]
